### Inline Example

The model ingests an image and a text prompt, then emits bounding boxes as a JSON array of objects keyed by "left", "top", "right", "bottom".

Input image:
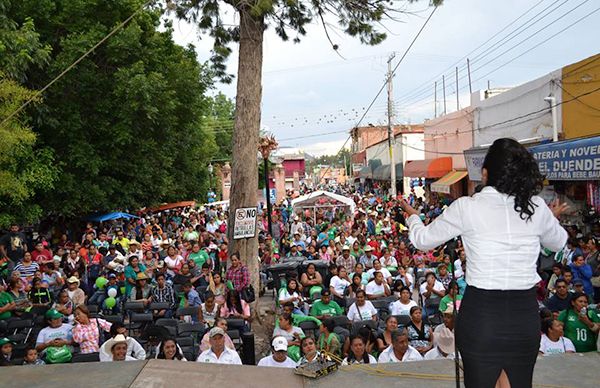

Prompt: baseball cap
[
  {"left": 573, "top": 279, "right": 584, "bottom": 286},
  {"left": 0, "top": 337, "right": 15, "bottom": 346},
  {"left": 45, "top": 309, "right": 64, "bottom": 320},
  {"left": 108, "top": 273, "right": 117, "bottom": 279},
  {"left": 209, "top": 327, "right": 226, "bottom": 338},
  {"left": 272, "top": 336, "right": 288, "bottom": 352}
]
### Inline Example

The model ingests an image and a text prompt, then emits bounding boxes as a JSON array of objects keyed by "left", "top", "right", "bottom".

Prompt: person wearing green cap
[
  {"left": 0, "top": 337, "right": 15, "bottom": 366},
  {"left": 35, "top": 308, "right": 73, "bottom": 354}
]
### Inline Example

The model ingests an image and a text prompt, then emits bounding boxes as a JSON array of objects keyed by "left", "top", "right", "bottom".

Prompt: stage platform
[{"left": 2, "top": 353, "right": 598, "bottom": 387}]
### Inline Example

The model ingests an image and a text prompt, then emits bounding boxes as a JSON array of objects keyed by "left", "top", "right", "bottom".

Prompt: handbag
[
  {"left": 241, "top": 285, "right": 256, "bottom": 303},
  {"left": 46, "top": 345, "right": 72, "bottom": 364}
]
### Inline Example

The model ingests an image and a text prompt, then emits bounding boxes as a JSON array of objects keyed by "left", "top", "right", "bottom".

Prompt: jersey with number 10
[{"left": 558, "top": 309, "right": 600, "bottom": 352}]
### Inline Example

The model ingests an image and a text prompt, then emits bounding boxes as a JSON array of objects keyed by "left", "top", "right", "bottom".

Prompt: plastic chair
[
  {"left": 177, "top": 322, "right": 206, "bottom": 338},
  {"left": 298, "top": 320, "right": 319, "bottom": 338},
  {"left": 350, "top": 320, "right": 377, "bottom": 336},
  {"left": 175, "top": 306, "right": 199, "bottom": 320}
]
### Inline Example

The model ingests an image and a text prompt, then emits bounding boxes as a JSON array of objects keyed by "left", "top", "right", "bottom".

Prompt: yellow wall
[{"left": 561, "top": 53, "right": 600, "bottom": 139}]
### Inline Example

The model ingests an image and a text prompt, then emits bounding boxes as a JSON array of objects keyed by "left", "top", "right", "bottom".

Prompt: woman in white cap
[{"left": 257, "top": 336, "right": 297, "bottom": 368}]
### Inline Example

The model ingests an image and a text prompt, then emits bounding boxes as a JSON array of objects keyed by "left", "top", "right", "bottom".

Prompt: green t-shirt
[
  {"left": 439, "top": 295, "right": 463, "bottom": 313},
  {"left": 188, "top": 251, "right": 209, "bottom": 268},
  {"left": 558, "top": 309, "right": 600, "bottom": 352},
  {"left": 309, "top": 300, "right": 343, "bottom": 318},
  {"left": 0, "top": 291, "right": 14, "bottom": 320}
]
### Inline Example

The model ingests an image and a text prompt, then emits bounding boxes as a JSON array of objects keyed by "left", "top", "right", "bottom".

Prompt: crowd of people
[{"left": 1, "top": 185, "right": 599, "bottom": 371}]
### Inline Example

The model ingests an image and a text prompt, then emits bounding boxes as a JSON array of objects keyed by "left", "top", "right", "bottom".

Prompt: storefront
[{"left": 465, "top": 136, "right": 600, "bottom": 233}]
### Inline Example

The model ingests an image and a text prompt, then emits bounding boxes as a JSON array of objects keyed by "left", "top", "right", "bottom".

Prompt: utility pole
[
  {"left": 466, "top": 58, "right": 473, "bottom": 94},
  {"left": 455, "top": 67, "right": 459, "bottom": 111},
  {"left": 434, "top": 81, "right": 437, "bottom": 118},
  {"left": 442, "top": 75, "right": 447, "bottom": 115},
  {"left": 387, "top": 53, "right": 397, "bottom": 197}
]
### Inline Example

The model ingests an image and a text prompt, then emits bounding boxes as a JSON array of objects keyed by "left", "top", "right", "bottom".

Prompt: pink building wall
[{"left": 424, "top": 108, "right": 474, "bottom": 170}]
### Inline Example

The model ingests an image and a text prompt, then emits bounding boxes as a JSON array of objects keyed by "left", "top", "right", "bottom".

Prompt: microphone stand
[{"left": 450, "top": 246, "right": 460, "bottom": 388}]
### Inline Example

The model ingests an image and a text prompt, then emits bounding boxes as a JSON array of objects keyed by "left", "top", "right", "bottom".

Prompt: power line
[
  {"left": 397, "top": 0, "right": 590, "bottom": 108},
  {"left": 402, "top": 2, "right": 600, "bottom": 115},
  {"left": 0, "top": 0, "right": 153, "bottom": 129},
  {"left": 394, "top": 0, "right": 553, "bottom": 104},
  {"left": 314, "top": 6, "right": 440, "bottom": 185}
]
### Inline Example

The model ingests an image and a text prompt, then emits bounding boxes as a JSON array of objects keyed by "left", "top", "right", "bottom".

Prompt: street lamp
[{"left": 258, "top": 135, "right": 278, "bottom": 237}]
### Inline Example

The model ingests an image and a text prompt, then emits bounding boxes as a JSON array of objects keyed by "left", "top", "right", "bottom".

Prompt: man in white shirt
[
  {"left": 257, "top": 336, "right": 297, "bottom": 368},
  {"left": 378, "top": 329, "right": 422, "bottom": 363},
  {"left": 419, "top": 272, "right": 445, "bottom": 315},
  {"left": 367, "top": 259, "right": 392, "bottom": 284},
  {"left": 196, "top": 327, "right": 242, "bottom": 365},
  {"left": 424, "top": 326, "right": 456, "bottom": 360},
  {"left": 365, "top": 272, "right": 391, "bottom": 300}
]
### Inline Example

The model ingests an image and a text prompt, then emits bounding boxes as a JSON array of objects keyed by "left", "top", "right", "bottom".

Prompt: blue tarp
[
  {"left": 529, "top": 136, "right": 600, "bottom": 180},
  {"left": 88, "top": 212, "right": 139, "bottom": 222}
]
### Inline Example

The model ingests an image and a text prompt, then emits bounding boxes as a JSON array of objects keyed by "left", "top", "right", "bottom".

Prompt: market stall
[{"left": 291, "top": 190, "right": 355, "bottom": 223}]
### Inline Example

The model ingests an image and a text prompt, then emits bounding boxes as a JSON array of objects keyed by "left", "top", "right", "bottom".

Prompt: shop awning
[
  {"left": 358, "top": 165, "right": 373, "bottom": 179},
  {"left": 431, "top": 170, "right": 468, "bottom": 194},
  {"left": 404, "top": 157, "right": 452, "bottom": 178},
  {"left": 372, "top": 163, "right": 404, "bottom": 181}
]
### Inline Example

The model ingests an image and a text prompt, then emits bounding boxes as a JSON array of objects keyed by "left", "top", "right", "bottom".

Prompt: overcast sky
[{"left": 171, "top": 0, "right": 599, "bottom": 156}]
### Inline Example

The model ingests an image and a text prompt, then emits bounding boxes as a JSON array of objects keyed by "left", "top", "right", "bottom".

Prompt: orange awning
[
  {"left": 151, "top": 201, "right": 196, "bottom": 212},
  {"left": 404, "top": 157, "right": 452, "bottom": 178},
  {"left": 431, "top": 170, "right": 468, "bottom": 194}
]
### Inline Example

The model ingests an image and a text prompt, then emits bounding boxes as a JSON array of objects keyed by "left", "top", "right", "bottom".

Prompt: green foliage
[
  {"left": 175, "top": 0, "right": 443, "bottom": 81},
  {"left": 203, "top": 92, "right": 235, "bottom": 158},
  {"left": 3, "top": 0, "right": 220, "bottom": 217},
  {"left": 0, "top": 3, "right": 58, "bottom": 227}
]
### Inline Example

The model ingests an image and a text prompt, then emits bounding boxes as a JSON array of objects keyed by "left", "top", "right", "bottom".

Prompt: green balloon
[
  {"left": 105, "top": 297, "right": 116, "bottom": 309},
  {"left": 120, "top": 286, "right": 126, "bottom": 295},
  {"left": 95, "top": 277, "right": 108, "bottom": 290}
]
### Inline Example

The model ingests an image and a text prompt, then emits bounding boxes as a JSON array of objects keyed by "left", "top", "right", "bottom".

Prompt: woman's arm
[{"left": 400, "top": 199, "right": 465, "bottom": 251}]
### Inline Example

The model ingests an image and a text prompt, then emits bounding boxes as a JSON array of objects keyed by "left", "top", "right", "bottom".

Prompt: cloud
[{"left": 301, "top": 139, "right": 350, "bottom": 157}]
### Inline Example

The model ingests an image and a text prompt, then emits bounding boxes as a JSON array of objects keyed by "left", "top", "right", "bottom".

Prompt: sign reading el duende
[{"left": 464, "top": 136, "right": 600, "bottom": 181}]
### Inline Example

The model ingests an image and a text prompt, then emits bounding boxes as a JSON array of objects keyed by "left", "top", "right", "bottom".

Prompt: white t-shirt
[
  {"left": 278, "top": 289, "right": 301, "bottom": 308},
  {"left": 164, "top": 255, "right": 184, "bottom": 276},
  {"left": 424, "top": 347, "right": 455, "bottom": 360},
  {"left": 341, "top": 354, "right": 378, "bottom": 365},
  {"left": 378, "top": 345, "right": 423, "bottom": 363},
  {"left": 419, "top": 280, "right": 445, "bottom": 302},
  {"left": 539, "top": 334, "right": 575, "bottom": 355},
  {"left": 36, "top": 324, "right": 73, "bottom": 346},
  {"left": 346, "top": 301, "right": 378, "bottom": 322},
  {"left": 365, "top": 281, "right": 387, "bottom": 297},
  {"left": 329, "top": 276, "right": 350, "bottom": 296},
  {"left": 257, "top": 355, "right": 297, "bottom": 368},
  {"left": 196, "top": 347, "right": 242, "bottom": 364},
  {"left": 367, "top": 267, "right": 392, "bottom": 281},
  {"left": 389, "top": 300, "right": 418, "bottom": 316},
  {"left": 394, "top": 273, "right": 415, "bottom": 292}
]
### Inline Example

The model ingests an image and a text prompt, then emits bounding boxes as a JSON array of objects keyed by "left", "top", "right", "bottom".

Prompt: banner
[
  {"left": 465, "top": 136, "right": 600, "bottom": 181},
  {"left": 530, "top": 136, "right": 600, "bottom": 180}
]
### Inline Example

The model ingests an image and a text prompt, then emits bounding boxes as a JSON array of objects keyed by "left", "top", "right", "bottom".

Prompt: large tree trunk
[{"left": 228, "top": 7, "right": 263, "bottom": 301}]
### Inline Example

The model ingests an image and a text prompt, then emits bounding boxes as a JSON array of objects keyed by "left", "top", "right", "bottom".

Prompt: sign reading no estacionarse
[{"left": 233, "top": 207, "right": 257, "bottom": 239}]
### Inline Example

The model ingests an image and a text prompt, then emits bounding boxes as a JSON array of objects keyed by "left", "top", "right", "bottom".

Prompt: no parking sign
[{"left": 233, "top": 207, "right": 257, "bottom": 239}]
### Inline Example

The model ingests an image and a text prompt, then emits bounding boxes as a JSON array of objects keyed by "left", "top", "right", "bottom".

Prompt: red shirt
[{"left": 32, "top": 249, "right": 53, "bottom": 264}]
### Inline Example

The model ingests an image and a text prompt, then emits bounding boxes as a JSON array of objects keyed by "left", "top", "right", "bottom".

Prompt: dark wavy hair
[{"left": 482, "top": 138, "right": 543, "bottom": 221}]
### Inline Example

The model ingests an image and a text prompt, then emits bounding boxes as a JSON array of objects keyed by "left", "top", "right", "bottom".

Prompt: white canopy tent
[{"left": 291, "top": 191, "right": 356, "bottom": 220}]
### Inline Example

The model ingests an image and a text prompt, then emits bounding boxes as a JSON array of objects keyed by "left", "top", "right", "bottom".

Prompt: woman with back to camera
[{"left": 401, "top": 138, "right": 569, "bottom": 388}]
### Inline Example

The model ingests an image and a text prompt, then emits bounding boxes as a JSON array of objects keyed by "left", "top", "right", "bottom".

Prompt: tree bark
[{"left": 228, "top": 7, "right": 263, "bottom": 298}]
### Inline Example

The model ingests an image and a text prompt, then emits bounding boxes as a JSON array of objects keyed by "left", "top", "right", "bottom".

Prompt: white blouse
[{"left": 407, "top": 187, "right": 568, "bottom": 290}]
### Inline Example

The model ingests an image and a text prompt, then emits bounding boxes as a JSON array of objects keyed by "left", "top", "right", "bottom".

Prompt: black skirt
[{"left": 456, "top": 285, "right": 540, "bottom": 388}]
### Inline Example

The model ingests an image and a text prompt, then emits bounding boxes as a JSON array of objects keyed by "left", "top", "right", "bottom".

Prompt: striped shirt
[
  {"left": 151, "top": 284, "right": 176, "bottom": 309},
  {"left": 14, "top": 261, "right": 40, "bottom": 279}
]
